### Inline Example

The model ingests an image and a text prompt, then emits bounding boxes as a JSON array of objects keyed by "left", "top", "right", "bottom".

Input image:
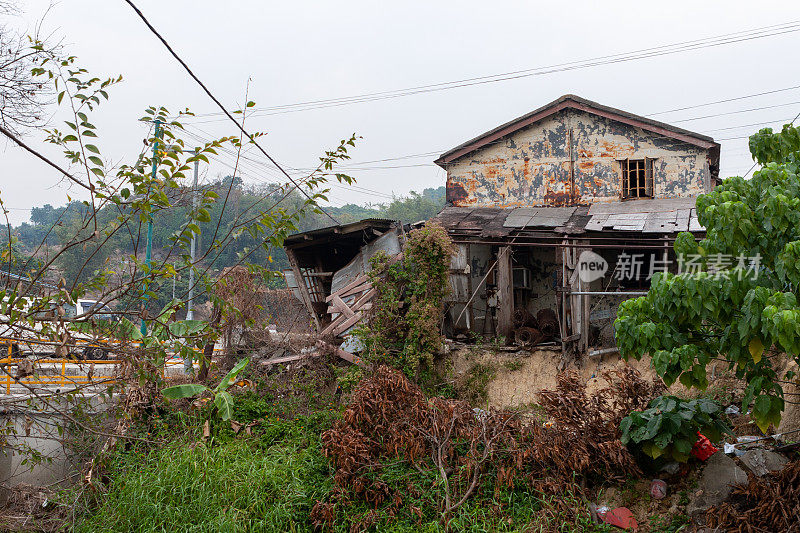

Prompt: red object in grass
[
  {"left": 691, "top": 432, "right": 719, "bottom": 461},
  {"left": 602, "top": 507, "right": 638, "bottom": 530}
]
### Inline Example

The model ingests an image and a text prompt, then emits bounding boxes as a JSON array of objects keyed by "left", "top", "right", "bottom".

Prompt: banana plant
[{"left": 162, "top": 358, "right": 249, "bottom": 420}]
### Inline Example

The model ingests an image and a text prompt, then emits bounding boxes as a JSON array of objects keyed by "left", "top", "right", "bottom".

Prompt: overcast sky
[{"left": 2, "top": 0, "right": 799, "bottom": 225}]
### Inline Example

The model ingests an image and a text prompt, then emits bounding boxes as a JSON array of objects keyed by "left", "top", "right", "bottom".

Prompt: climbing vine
[{"left": 358, "top": 222, "right": 454, "bottom": 376}]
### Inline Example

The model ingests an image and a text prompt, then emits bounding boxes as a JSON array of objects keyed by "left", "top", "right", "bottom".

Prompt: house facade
[{"left": 434, "top": 95, "right": 720, "bottom": 355}]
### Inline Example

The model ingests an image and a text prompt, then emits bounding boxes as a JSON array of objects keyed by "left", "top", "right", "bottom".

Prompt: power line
[
  {"left": 122, "top": 0, "right": 340, "bottom": 225},
  {"left": 182, "top": 20, "right": 800, "bottom": 122},
  {"left": 646, "top": 84, "right": 800, "bottom": 116},
  {"left": 670, "top": 100, "right": 800, "bottom": 123},
  {"left": 180, "top": 127, "right": 397, "bottom": 200}
]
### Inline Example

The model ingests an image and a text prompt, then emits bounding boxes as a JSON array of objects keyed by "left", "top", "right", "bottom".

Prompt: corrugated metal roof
[{"left": 436, "top": 198, "right": 704, "bottom": 236}]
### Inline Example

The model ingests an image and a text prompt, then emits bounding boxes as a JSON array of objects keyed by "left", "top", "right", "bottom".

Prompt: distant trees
[{"left": 12, "top": 184, "right": 448, "bottom": 295}]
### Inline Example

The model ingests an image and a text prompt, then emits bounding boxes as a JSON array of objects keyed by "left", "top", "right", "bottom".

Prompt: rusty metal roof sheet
[
  {"left": 435, "top": 94, "right": 720, "bottom": 166},
  {"left": 437, "top": 199, "right": 704, "bottom": 237},
  {"left": 503, "top": 207, "right": 577, "bottom": 228}
]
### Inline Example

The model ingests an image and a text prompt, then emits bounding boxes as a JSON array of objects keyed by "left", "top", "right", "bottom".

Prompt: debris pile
[{"left": 706, "top": 459, "right": 800, "bottom": 532}]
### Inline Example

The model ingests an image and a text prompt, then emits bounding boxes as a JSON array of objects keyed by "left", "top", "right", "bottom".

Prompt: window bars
[{"left": 620, "top": 158, "right": 654, "bottom": 199}]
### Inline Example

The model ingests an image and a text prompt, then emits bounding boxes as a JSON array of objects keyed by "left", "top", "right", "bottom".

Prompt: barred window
[{"left": 620, "top": 158, "right": 654, "bottom": 199}]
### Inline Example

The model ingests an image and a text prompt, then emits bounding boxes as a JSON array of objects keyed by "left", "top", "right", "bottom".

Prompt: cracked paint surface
[{"left": 445, "top": 109, "right": 711, "bottom": 207}]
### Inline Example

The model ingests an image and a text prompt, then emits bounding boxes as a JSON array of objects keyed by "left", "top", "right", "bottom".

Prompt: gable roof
[{"left": 434, "top": 94, "right": 720, "bottom": 167}]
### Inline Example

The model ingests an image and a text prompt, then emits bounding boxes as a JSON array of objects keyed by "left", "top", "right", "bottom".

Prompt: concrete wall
[
  {"left": 0, "top": 395, "right": 113, "bottom": 491},
  {"left": 445, "top": 109, "right": 711, "bottom": 207}
]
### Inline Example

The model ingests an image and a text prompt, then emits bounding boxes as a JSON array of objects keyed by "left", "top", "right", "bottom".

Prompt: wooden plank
[
  {"left": 320, "top": 315, "right": 345, "bottom": 336},
  {"left": 337, "top": 281, "right": 372, "bottom": 300},
  {"left": 330, "top": 295, "right": 355, "bottom": 318},
  {"left": 286, "top": 248, "right": 321, "bottom": 331},
  {"left": 350, "top": 288, "right": 377, "bottom": 312},
  {"left": 260, "top": 353, "right": 312, "bottom": 366},
  {"left": 328, "top": 301, "right": 373, "bottom": 315},
  {"left": 333, "top": 311, "right": 363, "bottom": 336},
  {"left": 325, "top": 274, "right": 369, "bottom": 302},
  {"left": 496, "top": 246, "right": 513, "bottom": 338},
  {"left": 316, "top": 341, "right": 364, "bottom": 366}
]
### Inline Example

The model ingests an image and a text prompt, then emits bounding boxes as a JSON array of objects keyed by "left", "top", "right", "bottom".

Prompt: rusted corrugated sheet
[{"left": 436, "top": 200, "right": 705, "bottom": 237}]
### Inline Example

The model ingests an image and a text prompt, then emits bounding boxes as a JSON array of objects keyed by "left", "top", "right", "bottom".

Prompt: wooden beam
[
  {"left": 330, "top": 295, "right": 355, "bottom": 318},
  {"left": 286, "top": 248, "right": 321, "bottom": 331},
  {"left": 496, "top": 246, "right": 513, "bottom": 339},
  {"left": 325, "top": 274, "right": 369, "bottom": 302}
]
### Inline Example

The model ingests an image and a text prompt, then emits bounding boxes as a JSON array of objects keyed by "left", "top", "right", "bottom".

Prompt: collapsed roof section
[{"left": 283, "top": 219, "right": 404, "bottom": 342}]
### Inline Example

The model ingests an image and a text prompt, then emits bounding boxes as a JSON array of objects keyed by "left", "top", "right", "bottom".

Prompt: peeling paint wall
[{"left": 445, "top": 109, "right": 711, "bottom": 207}]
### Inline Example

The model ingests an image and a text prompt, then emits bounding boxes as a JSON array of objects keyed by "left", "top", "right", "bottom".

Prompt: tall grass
[{"left": 78, "top": 437, "right": 330, "bottom": 532}]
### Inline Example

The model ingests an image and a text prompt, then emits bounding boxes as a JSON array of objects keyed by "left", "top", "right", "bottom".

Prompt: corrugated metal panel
[
  {"left": 587, "top": 197, "right": 698, "bottom": 215},
  {"left": 503, "top": 207, "right": 577, "bottom": 228},
  {"left": 330, "top": 231, "right": 401, "bottom": 295}
]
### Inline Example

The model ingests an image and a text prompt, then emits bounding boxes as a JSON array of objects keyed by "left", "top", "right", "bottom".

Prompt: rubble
[
  {"left": 687, "top": 452, "right": 747, "bottom": 517},
  {"left": 739, "top": 448, "right": 788, "bottom": 477},
  {"left": 706, "top": 459, "right": 800, "bottom": 531}
]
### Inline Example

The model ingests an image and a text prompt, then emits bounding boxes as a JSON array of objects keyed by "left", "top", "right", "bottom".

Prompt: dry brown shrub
[
  {"left": 312, "top": 365, "right": 662, "bottom": 530},
  {"left": 706, "top": 459, "right": 800, "bottom": 532},
  {"left": 508, "top": 368, "right": 660, "bottom": 488}
]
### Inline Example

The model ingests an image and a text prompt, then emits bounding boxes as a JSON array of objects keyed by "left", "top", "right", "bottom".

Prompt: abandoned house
[
  {"left": 283, "top": 94, "right": 720, "bottom": 357},
  {"left": 434, "top": 94, "right": 719, "bottom": 355}
]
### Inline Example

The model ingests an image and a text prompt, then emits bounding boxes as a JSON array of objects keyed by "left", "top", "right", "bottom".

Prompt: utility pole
[
  {"left": 186, "top": 148, "right": 199, "bottom": 321},
  {"left": 184, "top": 148, "right": 199, "bottom": 374},
  {"left": 141, "top": 119, "right": 161, "bottom": 337}
]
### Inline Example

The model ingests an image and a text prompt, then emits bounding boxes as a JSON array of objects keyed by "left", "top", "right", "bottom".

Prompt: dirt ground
[{"left": 446, "top": 344, "right": 747, "bottom": 410}]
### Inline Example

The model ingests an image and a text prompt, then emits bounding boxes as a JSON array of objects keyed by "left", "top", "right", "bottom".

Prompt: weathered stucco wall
[{"left": 445, "top": 109, "right": 711, "bottom": 207}]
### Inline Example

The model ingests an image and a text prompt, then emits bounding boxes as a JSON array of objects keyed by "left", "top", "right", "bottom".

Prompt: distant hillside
[{"left": 9, "top": 183, "right": 447, "bottom": 306}]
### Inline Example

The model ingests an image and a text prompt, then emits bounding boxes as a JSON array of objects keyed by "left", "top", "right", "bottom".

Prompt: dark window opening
[{"left": 620, "top": 158, "right": 654, "bottom": 199}]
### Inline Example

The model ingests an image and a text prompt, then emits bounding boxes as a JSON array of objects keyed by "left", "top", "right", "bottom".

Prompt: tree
[
  {"left": 382, "top": 191, "right": 443, "bottom": 224},
  {"left": 0, "top": 45, "right": 358, "bottom": 476},
  {"left": 0, "top": 1, "right": 52, "bottom": 133},
  {"left": 615, "top": 123, "right": 800, "bottom": 432}
]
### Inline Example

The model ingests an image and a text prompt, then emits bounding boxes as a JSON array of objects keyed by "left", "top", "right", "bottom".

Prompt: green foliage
[
  {"left": 162, "top": 358, "right": 249, "bottom": 420},
  {"left": 77, "top": 437, "right": 331, "bottom": 533},
  {"left": 357, "top": 222, "right": 454, "bottom": 376},
  {"left": 616, "top": 123, "right": 800, "bottom": 432},
  {"left": 620, "top": 395, "right": 731, "bottom": 462}
]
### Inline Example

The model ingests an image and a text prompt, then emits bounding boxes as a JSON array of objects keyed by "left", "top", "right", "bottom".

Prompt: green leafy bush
[
  {"left": 162, "top": 358, "right": 249, "bottom": 420},
  {"left": 615, "top": 122, "right": 800, "bottom": 432},
  {"left": 620, "top": 396, "right": 731, "bottom": 462},
  {"left": 358, "top": 222, "right": 454, "bottom": 376}
]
